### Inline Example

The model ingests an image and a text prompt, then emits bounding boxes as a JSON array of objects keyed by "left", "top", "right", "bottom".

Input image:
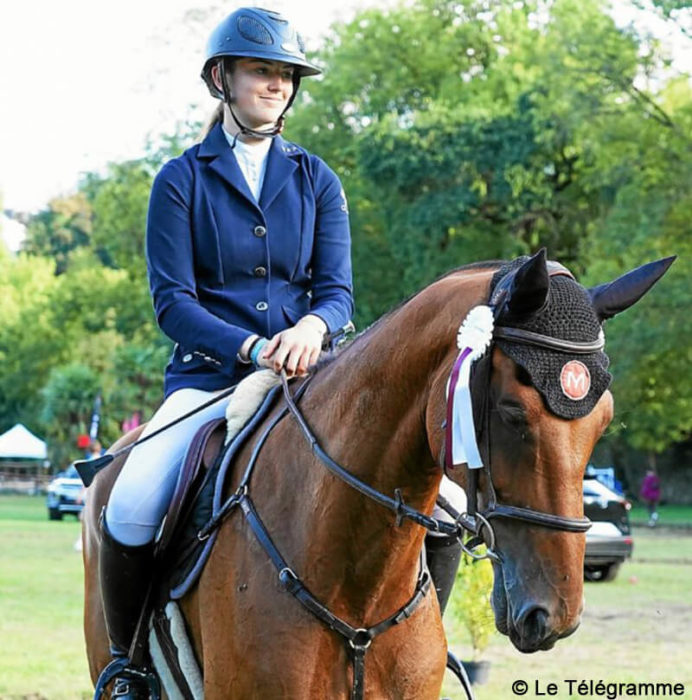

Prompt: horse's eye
[{"left": 496, "top": 400, "right": 527, "bottom": 428}]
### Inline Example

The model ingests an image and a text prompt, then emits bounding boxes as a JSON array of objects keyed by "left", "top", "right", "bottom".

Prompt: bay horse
[{"left": 82, "top": 251, "right": 673, "bottom": 698}]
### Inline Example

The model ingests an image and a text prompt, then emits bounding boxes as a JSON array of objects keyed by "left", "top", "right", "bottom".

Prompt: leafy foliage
[
  {"left": 288, "top": 0, "right": 691, "bottom": 456},
  {"left": 22, "top": 193, "right": 92, "bottom": 275},
  {"left": 40, "top": 364, "right": 101, "bottom": 468},
  {"left": 2, "top": 0, "right": 690, "bottom": 467},
  {"left": 449, "top": 553, "right": 495, "bottom": 658}
]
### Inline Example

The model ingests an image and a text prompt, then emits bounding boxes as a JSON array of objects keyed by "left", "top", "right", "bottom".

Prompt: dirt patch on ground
[{"left": 583, "top": 602, "right": 692, "bottom": 645}]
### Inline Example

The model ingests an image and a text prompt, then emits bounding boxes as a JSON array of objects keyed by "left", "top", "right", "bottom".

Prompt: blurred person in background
[{"left": 640, "top": 468, "right": 661, "bottom": 527}]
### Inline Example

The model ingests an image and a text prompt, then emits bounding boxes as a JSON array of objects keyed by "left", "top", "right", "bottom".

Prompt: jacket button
[
  {"left": 253, "top": 225, "right": 266, "bottom": 237},
  {"left": 256, "top": 301, "right": 268, "bottom": 311},
  {"left": 254, "top": 266, "right": 267, "bottom": 278}
]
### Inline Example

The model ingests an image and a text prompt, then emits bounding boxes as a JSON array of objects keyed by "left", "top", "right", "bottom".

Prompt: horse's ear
[
  {"left": 506, "top": 248, "right": 550, "bottom": 317},
  {"left": 588, "top": 256, "right": 676, "bottom": 321}
]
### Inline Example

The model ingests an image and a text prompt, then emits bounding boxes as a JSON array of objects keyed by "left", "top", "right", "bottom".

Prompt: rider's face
[{"left": 214, "top": 58, "right": 294, "bottom": 130}]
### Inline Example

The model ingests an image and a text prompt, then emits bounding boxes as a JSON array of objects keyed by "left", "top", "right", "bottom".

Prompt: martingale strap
[
  {"left": 196, "top": 373, "right": 476, "bottom": 700},
  {"left": 239, "top": 496, "right": 431, "bottom": 700}
]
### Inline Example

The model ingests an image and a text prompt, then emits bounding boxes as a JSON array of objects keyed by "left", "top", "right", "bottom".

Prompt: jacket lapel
[
  {"left": 260, "top": 136, "right": 298, "bottom": 211},
  {"left": 197, "top": 123, "right": 258, "bottom": 208}
]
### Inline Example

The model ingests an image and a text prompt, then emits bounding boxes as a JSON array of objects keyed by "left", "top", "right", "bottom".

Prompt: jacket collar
[{"left": 198, "top": 123, "right": 299, "bottom": 210}]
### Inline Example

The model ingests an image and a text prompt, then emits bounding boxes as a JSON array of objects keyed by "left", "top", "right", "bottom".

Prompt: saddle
[{"left": 152, "top": 370, "right": 285, "bottom": 596}]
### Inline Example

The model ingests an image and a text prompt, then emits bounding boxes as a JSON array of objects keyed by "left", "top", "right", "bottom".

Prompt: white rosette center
[{"left": 456, "top": 305, "right": 494, "bottom": 359}]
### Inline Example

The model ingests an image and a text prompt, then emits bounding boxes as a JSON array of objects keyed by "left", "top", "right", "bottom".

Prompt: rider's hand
[{"left": 262, "top": 315, "right": 326, "bottom": 378}]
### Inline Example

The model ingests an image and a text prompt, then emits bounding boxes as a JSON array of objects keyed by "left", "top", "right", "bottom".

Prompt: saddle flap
[{"left": 156, "top": 418, "right": 226, "bottom": 554}]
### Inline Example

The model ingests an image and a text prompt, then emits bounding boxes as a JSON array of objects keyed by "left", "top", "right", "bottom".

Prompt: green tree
[
  {"left": 0, "top": 253, "right": 63, "bottom": 431},
  {"left": 40, "top": 363, "right": 101, "bottom": 468},
  {"left": 0, "top": 248, "right": 168, "bottom": 443},
  {"left": 3, "top": 0, "right": 689, "bottom": 461},
  {"left": 22, "top": 193, "right": 92, "bottom": 274},
  {"left": 85, "top": 160, "right": 155, "bottom": 278},
  {"left": 286, "top": 0, "right": 691, "bottom": 452}
]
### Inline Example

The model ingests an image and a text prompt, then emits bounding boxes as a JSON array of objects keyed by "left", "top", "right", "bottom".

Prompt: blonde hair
[{"left": 199, "top": 102, "right": 224, "bottom": 141}]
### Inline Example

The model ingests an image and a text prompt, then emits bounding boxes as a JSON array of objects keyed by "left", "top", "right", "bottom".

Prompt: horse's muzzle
[
  {"left": 491, "top": 563, "right": 582, "bottom": 653},
  {"left": 509, "top": 604, "right": 555, "bottom": 652}
]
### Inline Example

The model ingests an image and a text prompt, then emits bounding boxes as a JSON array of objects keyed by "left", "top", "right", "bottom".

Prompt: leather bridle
[
  {"left": 200, "top": 263, "right": 602, "bottom": 700},
  {"left": 199, "top": 377, "right": 475, "bottom": 700}
]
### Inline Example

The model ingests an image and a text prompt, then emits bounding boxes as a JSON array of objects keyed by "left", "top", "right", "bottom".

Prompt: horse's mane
[{"left": 312, "top": 260, "right": 506, "bottom": 376}]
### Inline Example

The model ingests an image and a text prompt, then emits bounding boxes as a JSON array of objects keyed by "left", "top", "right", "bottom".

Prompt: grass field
[
  {"left": 629, "top": 503, "right": 692, "bottom": 527},
  {"left": 1, "top": 495, "right": 690, "bottom": 699},
  {"left": 0, "top": 495, "right": 91, "bottom": 699}
]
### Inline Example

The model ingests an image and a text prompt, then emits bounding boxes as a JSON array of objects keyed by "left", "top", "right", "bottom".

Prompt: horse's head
[{"left": 431, "top": 250, "right": 674, "bottom": 653}]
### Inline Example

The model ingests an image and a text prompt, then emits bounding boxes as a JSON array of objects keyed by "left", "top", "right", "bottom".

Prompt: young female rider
[{"left": 98, "top": 8, "right": 354, "bottom": 697}]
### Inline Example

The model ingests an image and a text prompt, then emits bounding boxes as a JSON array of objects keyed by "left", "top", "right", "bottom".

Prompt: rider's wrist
[
  {"left": 238, "top": 334, "right": 260, "bottom": 363},
  {"left": 249, "top": 338, "right": 269, "bottom": 367}
]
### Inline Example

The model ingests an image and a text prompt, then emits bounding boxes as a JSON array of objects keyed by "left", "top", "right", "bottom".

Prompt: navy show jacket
[{"left": 146, "top": 123, "right": 354, "bottom": 397}]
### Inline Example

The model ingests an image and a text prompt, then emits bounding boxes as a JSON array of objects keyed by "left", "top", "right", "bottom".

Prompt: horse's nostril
[{"left": 517, "top": 605, "right": 550, "bottom": 644}]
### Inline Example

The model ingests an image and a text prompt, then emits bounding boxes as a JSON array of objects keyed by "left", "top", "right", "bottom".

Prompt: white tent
[{"left": 0, "top": 423, "right": 47, "bottom": 460}]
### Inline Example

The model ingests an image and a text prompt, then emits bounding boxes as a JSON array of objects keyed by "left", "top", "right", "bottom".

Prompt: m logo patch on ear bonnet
[{"left": 560, "top": 361, "right": 591, "bottom": 401}]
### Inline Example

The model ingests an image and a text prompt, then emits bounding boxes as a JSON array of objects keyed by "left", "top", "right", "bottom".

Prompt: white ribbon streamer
[
  {"left": 447, "top": 305, "right": 495, "bottom": 470},
  {"left": 451, "top": 349, "right": 483, "bottom": 468}
]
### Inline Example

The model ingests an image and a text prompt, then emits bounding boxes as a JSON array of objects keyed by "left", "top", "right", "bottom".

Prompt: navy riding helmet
[{"left": 201, "top": 7, "right": 321, "bottom": 100}]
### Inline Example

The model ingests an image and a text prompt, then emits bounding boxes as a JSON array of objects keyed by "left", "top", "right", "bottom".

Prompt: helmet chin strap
[{"left": 219, "top": 58, "right": 299, "bottom": 143}]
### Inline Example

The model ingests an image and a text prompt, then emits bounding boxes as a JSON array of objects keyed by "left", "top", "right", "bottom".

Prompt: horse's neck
[
  {"left": 311, "top": 301, "right": 445, "bottom": 499},
  {"left": 310, "top": 268, "right": 492, "bottom": 492},
  {"left": 292, "top": 270, "right": 490, "bottom": 612}
]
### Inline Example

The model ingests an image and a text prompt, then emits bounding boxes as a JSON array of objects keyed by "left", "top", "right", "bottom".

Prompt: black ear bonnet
[{"left": 489, "top": 257, "right": 611, "bottom": 419}]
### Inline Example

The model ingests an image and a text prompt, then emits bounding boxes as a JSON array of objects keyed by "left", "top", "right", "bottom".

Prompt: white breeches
[
  {"left": 106, "top": 387, "right": 234, "bottom": 547},
  {"left": 430, "top": 475, "right": 468, "bottom": 535}
]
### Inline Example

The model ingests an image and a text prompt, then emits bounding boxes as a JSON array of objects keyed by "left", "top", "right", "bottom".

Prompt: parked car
[
  {"left": 583, "top": 478, "right": 633, "bottom": 582},
  {"left": 46, "top": 464, "right": 86, "bottom": 520}
]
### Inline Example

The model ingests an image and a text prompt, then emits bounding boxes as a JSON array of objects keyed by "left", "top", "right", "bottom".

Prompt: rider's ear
[
  {"left": 588, "top": 256, "right": 676, "bottom": 321},
  {"left": 211, "top": 63, "right": 223, "bottom": 92},
  {"left": 506, "top": 248, "right": 550, "bottom": 318}
]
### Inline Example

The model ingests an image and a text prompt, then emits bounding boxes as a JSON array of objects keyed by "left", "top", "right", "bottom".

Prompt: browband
[{"left": 493, "top": 327, "right": 605, "bottom": 354}]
